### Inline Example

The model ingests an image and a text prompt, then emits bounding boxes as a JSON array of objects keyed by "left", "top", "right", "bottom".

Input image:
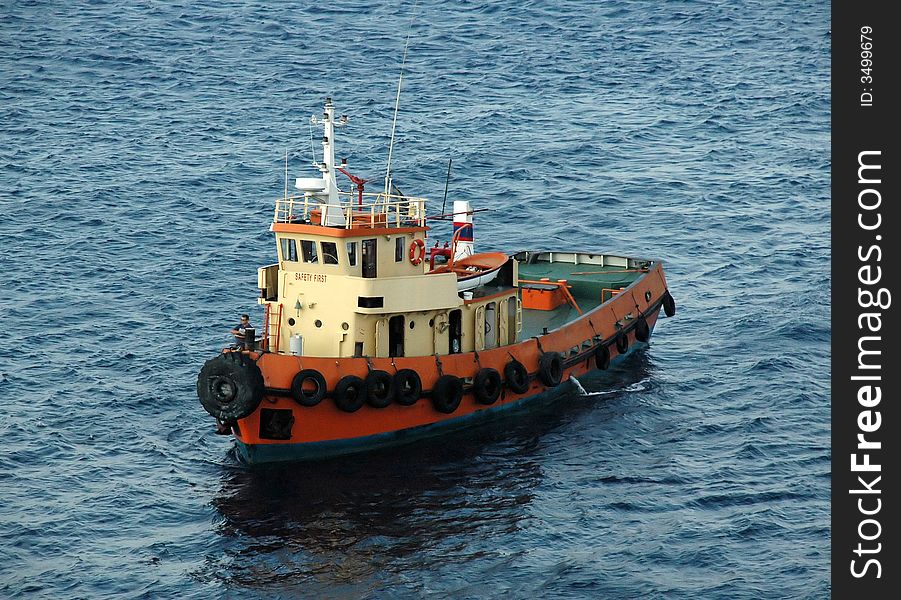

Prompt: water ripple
[{"left": 1, "top": 0, "right": 829, "bottom": 598}]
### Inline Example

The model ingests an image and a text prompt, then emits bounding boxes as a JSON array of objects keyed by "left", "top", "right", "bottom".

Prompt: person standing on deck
[{"left": 230, "top": 314, "right": 253, "bottom": 348}]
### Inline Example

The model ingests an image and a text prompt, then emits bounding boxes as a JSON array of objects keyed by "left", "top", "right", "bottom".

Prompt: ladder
[{"left": 262, "top": 303, "right": 283, "bottom": 353}]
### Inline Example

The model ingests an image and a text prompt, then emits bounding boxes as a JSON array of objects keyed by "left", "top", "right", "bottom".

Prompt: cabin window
[
  {"left": 358, "top": 296, "right": 384, "bottom": 308},
  {"left": 395, "top": 236, "right": 406, "bottom": 262},
  {"left": 362, "top": 238, "right": 377, "bottom": 278},
  {"left": 301, "top": 240, "right": 318, "bottom": 263},
  {"left": 280, "top": 238, "right": 297, "bottom": 262},
  {"left": 346, "top": 242, "right": 357, "bottom": 266},
  {"left": 321, "top": 241, "right": 339, "bottom": 265}
]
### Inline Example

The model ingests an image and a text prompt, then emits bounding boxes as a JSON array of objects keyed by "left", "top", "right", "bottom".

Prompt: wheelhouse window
[
  {"left": 346, "top": 242, "right": 357, "bottom": 266},
  {"left": 321, "top": 241, "right": 339, "bottom": 265},
  {"left": 280, "top": 238, "right": 297, "bottom": 262},
  {"left": 395, "top": 236, "right": 406, "bottom": 262},
  {"left": 301, "top": 240, "right": 318, "bottom": 263}
]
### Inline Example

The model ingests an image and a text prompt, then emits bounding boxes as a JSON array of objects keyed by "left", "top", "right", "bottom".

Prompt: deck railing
[{"left": 274, "top": 191, "right": 427, "bottom": 229}]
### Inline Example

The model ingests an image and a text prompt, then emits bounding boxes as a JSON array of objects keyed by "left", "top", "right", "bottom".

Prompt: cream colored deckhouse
[{"left": 257, "top": 99, "right": 521, "bottom": 359}]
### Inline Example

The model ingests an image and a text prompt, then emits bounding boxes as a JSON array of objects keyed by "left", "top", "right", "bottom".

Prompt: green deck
[{"left": 516, "top": 252, "right": 650, "bottom": 338}]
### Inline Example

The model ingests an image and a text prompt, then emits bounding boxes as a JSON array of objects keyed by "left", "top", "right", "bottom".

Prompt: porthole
[
  {"left": 409, "top": 321, "right": 415, "bottom": 329},
  {"left": 428, "top": 319, "right": 434, "bottom": 327},
  {"left": 342, "top": 322, "right": 349, "bottom": 330},
  {"left": 315, "top": 319, "right": 322, "bottom": 328},
  {"left": 288, "top": 317, "right": 296, "bottom": 326}
]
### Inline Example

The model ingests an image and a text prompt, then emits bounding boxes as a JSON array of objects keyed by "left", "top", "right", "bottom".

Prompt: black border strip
[{"left": 832, "top": 1, "right": 898, "bottom": 595}]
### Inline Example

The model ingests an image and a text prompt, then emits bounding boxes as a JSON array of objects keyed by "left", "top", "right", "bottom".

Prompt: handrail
[
  {"left": 273, "top": 191, "right": 427, "bottom": 229},
  {"left": 262, "top": 303, "right": 270, "bottom": 351},
  {"left": 447, "top": 225, "right": 468, "bottom": 271},
  {"left": 273, "top": 303, "right": 283, "bottom": 353}
]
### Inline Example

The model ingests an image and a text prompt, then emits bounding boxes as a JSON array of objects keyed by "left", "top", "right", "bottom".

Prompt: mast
[{"left": 307, "top": 97, "right": 347, "bottom": 226}]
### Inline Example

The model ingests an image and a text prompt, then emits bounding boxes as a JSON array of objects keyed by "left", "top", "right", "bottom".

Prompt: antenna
[
  {"left": 441, "top": 157, "right": 452, "bottom": 216},
  {"left": 308, "top": 119, "right": 317, "bottom": 166},
  {"left": 384, "top": 0, "right": 419, "bottom": 196}
]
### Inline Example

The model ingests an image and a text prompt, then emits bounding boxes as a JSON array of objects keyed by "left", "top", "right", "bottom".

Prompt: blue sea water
[{"left": 0, "top": 1, "right": 831, "bottom": 598}]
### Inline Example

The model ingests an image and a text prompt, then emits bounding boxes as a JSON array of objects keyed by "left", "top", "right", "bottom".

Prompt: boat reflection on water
[
  {"left": 204, "top": 355, "right": 654, "bottom": 594},
  {"left": 207, "top": 431, "right": 545, "bottom": 591}
]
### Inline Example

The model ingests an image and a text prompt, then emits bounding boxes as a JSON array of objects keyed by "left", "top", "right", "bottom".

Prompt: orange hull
[{"left": 224, "top": 261, "right": 671, "bottom": 462}]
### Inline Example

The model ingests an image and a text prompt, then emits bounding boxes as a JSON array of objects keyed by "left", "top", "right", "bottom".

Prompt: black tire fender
[
  {"left": 662, "top": 290, "right": 676, "bottom": 317},
  {"left": 635, "top": 316, "right": 650, "bottom": 343},
  {"left": 197, "top": 352, "right": 264, "bottom": 423},
  {"left": 394, "top": 369, "right": 422, "bottom": 406},
  {"left": 616, "top": 331, "right": 629, "bottom": 354},
  {"left": 291, "top": 369, "right": 327, "bottom": 407},
  {"left": 538, "top": 351, "right": 564, "bottom": 387},
  {"left": 473, "top": 368, "right": 502, "bottom": 405},
  {"left": 333, "top": 375, "right": 365, "bottom": 413},
  {"left": 504, "top": 360, "right": 530, "bottom": 394},
  {"left": 365, "top": 370, "right": 394, "bottom": 408},
  {"left": 594, "top": 344, "right": 610, "bottom": 370},
  {"left": 431, "top": 374, "right": 463, "bottom": 414}
]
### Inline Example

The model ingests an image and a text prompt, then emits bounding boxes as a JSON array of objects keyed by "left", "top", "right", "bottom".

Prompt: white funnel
[{"left": 453, "top": 200, "right": 473, "bottom": 260}]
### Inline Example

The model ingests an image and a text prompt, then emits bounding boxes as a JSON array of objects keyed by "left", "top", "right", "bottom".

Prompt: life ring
[
  {"left": 333, "top": 375, "right": 365, "bottom": 413},
  {"left": 504, "top": 360, "right": 530, "bottom": 394},
  {"left": 594, "top": 344, "right": 610, "bottom": 370},
  {"left": 616, "top": 331, "right": 629, "bottom": 354},
  {"left": 365, "top": 370, "right": 394, "bottom": 408},
  {"left": 662, "top": 290, "right": 676, "bottom": 317},
  {"left": 635, "top": 316, "right": 650, "bottom": 342},
  {"left": 538, "top": 352, "right": 564, "bottom": 387},
  {"left": 197, "top": 352, "right": 264, "bottom": 423},
  {"left": 409, "top": 238, "right": 426, "bottom": 266},
  {"left": 431, "top": 374, "right": 463, "bottom": 414},
  {"left": 291, "top": 369, "right": 327, "bottom": 407},
  {"left": 474, "top": 368, "right": 502, "bottom": 405},
  {"left": 394, "top": 369, "right": 422, "bottom": 406}
]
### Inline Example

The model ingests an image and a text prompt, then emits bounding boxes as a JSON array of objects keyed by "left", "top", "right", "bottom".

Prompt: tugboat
[{"left": 197, "top": 98, "right": 676, "bottom": 464}]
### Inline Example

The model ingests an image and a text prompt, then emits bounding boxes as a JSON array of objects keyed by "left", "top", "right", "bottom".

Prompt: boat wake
[{"left": 569, "top": 375, "right": 650, "bottom": 397}]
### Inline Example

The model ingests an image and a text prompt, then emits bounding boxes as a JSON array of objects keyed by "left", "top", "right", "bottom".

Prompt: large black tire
[
  {"left": 394, "top": 369, "right": 422, "bottom": 406},
  {"left": 538, "top": 352, "right": 564, "bottom": 387},
  {"left": 504, "top": 360, "right": 530, "bottom": 394},
  {"left": 431, "top": 375, "right": 463, "bottom": 414},
  {"left": 197, "top": 352, "right": 264, "bottom": 423},
  {"left": 365, "top": 370, "right": 394, "bottom": 408},
  {"left": 291, "top": 369, "right": 327, "bottom": 407},
  {"left": 634, "top": 316, "right": 650, "bottom": 343},
  {"left": 594, "top": 344, "right": 611, "bottom": 370},
  {"left": 333, "top": 375, "right": 365, "bottom": 413},
  {"left": 662, "top": 290, "right": 676, "bottom": 317},
  {"left": 616, "top": 331, "right": 629, "bottom": 354},
  {"left": 473, "top": 368, "right": 502, "bottom": 405}
]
